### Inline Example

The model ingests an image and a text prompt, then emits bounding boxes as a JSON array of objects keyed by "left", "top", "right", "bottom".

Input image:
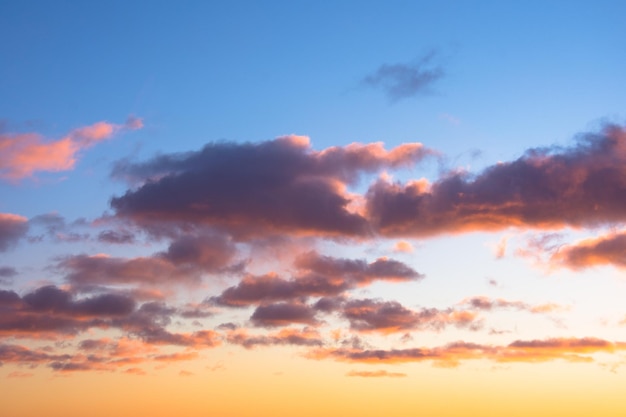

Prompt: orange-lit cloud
[
  {"left": 309, "top": 337, "right": 626, "bottom": 366},
  {"left": 550, "top": 230, "right": 626, "bottom": 270},
  {"left": 0, "top": 116, "right": 142, "bottom": 181},
  {"left": 367, "top": 124, "right": 626, "bottom": 237},
  {"left": 226, "top": 327, "right": 323, "bottom": 349},
  {"left": 393, "top": 240, "right": 414, "bottom": 253}
]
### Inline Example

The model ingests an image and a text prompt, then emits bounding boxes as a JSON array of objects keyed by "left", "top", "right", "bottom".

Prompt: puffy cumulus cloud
[
  {"left": 211, "top": 252, "right": 421, "bottom": 307},
  {"left": 0, "top": 286, "right": 136, "bottom": 339},
  {"left": 0, "top": 213, "right": 28, "bottom": 251},
  {"left": 0, "top": 286, "right": 217, "bottom": 348},
  {"left": 250, "top": 302, "right": 319, "bottom": 327},
  {"left": 346, "top": 370, "right": 407, "bottom": 378},
  {"left": 341, "top": 298, "right": 479, "bottom": 334},
  {"left": 110, "top": 135, "right": 434, "bottom": 239},
  {"left": 0, "top": 116, "right": 142, "bottom": 181},
  {"left": 362, "top": 50, "right": 444, "bottom": 102},
  {"left": 226, "top": 327, "right": 323, "bottom": 349},
  {"left": 59, "top": 232, "right": 239, "bottom": 287},
  {"left": 308, "top": 337, "right": 626, "bottom": 366},
  {"left": 550, "top": 231, "right": 626, "bottom": 270},
  {"left": 367, "top": 124, "right": 626, "bottom": 237}
]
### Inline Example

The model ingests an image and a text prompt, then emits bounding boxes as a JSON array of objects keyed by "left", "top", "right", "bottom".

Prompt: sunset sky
[{"left": 2, "top": 1, "right": 626, "bottom": 416}]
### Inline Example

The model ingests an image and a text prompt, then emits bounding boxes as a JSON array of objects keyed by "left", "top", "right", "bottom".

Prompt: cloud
[
  {"left": 250, "top": 302, "right": 319, "bottom": 327},
  {"left": 309, "top": 337, "right": 626, "bottom": 366},
  {"left": 341, "top": 298, "right": 479, "bottom": 334},
  {"left": 362, "top": 51, "right": 444, "bottom": 102},
  {"left": 0, "top": 116, "right": 142, "bottom": 181},
  {"left": 97, "top": 229, "right": 136, "bottom": 244},
  {"left": 367, "top": 124, "right": 626, "bottom": 237},
  {"left": 0, "top": 286, "right": 136, "bottom": 338},
  {"left": 59, "top": 232, "right": 238, "bottom": 287},
  {"left": 211, "top": 252, "right": 421, "bottom": 307},
  {"left": 393, "top": 240, "right": 414, "bottom": 253},
  {"left": 346, "top": 370, "right": 407, "bottom": 378},
  {"left": 110, "top": 135, "right": 434, "bottom": 239},
  {"left": 460, "top": 296, "right": 564, "bottom": 314},
  {"left": 550, "top": 230, "right": 626, "bottom": 270},
  {"left": 0, "top": 213, "right": 28, "bottom": 251},
  {"left": 226, "top": 327, "right": 323, "bottom": 349},
  {"left": 0, "top": 266, "right": 17, "bottom": 285}
]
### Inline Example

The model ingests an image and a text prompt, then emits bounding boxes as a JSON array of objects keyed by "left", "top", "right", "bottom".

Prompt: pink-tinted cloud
[
  {"left": 367, "top": 124, "right": 626, "bottom": 236},
  {"left": 550, "top": 231, "right": 626, "bottom": 270},
  {"left": 0, "top": 213, "right": 28, "bottom": 251},
  {"left": 0, "top": 116, "right": 142, "bottom": 181},
  {"left": 110, "top": 135, "right": 434, "bottom": 239}
]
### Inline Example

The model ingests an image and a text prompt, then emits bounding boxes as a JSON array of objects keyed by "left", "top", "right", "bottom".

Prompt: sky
[{"left": 1, "top": 1, "right": 626, "bottom": 416}]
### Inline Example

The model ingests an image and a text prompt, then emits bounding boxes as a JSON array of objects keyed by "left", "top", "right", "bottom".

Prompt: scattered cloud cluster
[{"left": 2, "top": 119, "right": 626, "bottom": 376}]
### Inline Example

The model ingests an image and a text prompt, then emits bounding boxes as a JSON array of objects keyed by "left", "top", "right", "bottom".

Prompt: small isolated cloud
[
  {"left": 346, "top": 369, "right": 407, "bottom": 378},
  {"left": 393, "top": 240, "right": 414, "bottom": 253},
  {"left": 362, "top": 50, "right": 444, "bottom": 102},
  {"left": 0, "top": 116, "right": 142, "bottom": 181}
]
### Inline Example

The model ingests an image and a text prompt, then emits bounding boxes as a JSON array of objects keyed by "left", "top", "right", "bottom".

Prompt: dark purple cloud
[
  {"left": 0, "top": 213, "right": 28, "bottom": 251},
  {"left": 250, "top": 302, "right": 319, "bottom": 327},
  {"left": 367, "top": 124, "right": 626, "bottom": 236},
  {"left": 110, "top": 136, "right": 433, "bottom": 239},
  {"left": 60, "top": 232, "right": 239, "bottom": 287},
  {"left": 211, "top": 252, "right": 421, "bottom": 307}
]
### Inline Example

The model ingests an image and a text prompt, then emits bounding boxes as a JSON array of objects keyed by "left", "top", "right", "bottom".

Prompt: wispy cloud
[
  {"left": 0, "top": 116, "right": 142, "bottom": 181},
  {"left": 362, "top": 50, "right": 444, "bottom": 102}
]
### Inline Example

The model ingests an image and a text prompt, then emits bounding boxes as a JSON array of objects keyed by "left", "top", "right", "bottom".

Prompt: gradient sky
[{"left": 2, "top": 1, "right": 626, "bottom": 416}]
